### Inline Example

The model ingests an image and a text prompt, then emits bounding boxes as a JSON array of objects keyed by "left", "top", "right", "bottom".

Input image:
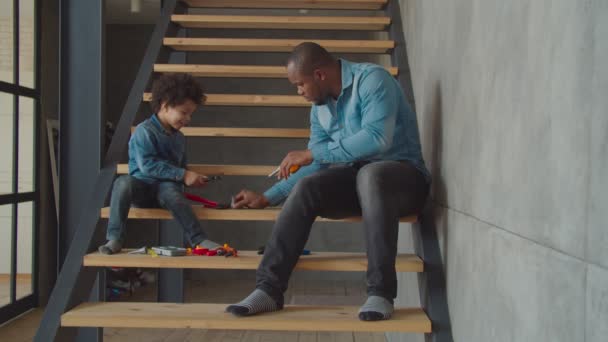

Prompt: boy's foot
[
  {"left": 98, "top": 240, "right": 122, "bottom": 255},
  {"left": 226, "top": 289, "right": 282, "bottom": 316},
  {"left": 196, "top": 239, "right": 221, "bottom": 250},
  {"left": 358, "top": 296, "right": 394, "bottom": 321}
]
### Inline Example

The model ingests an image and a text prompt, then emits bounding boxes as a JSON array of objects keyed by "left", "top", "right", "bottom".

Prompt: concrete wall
[{"left": 389, "top": 1, "right": 608, "bottom": 341}]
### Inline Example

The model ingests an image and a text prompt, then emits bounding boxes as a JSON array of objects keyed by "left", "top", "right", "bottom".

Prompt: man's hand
[
  {"left": 278, "top": 149, "right": 313, "bottom": 179},
  {"left": 183, "top": 170, "right": 208, "bottom": 187},
  {"left": 232, "top": 189, "right": 269, "bottom": 209}
]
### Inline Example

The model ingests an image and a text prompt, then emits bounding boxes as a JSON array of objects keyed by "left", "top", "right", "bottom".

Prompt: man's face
[
  {"left": 161, "top": 99, "right": 197, "bottom": 131},
  {"left": 287, "top": 62, "right": 328, "bottom": 105}
]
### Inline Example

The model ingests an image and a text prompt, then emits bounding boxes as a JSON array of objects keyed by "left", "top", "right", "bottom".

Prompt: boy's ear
[{"left": 159, "top": 101, "right": 168, "bottom": 112}]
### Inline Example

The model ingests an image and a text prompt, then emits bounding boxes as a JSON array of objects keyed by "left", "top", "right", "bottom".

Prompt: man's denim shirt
[
  {"left": 264, "top": 59, "right": 430, "bottom": 206},
  {"left": 128, "top": 114, "right": 187, "bottom": 184}
]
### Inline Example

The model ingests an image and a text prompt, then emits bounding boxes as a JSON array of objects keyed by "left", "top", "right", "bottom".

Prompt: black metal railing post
[{"left": 34, "top": 1, "right": 183, "bottom": 341}]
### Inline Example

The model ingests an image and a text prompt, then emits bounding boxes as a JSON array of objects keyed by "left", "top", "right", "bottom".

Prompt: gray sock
[
  {"left": 197, "top": 239, "right": 221, "bottom": 250},
  {"left": 226, "top": 289, "right": 281, "bottom": 316},
  {"left": 358, "top": 296, "right": 394, "bottom": 321},
  {"left": 98, "top": 240, "right": 122, "bottom": 255}
]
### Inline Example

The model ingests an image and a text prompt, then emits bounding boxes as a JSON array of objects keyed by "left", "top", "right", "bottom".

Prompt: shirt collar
[
  {"left": 339, "top": 58, "right": 354, "bottom": 94},
  {"left": 151, "top": 114, "right": 174, "bottom": 135}
]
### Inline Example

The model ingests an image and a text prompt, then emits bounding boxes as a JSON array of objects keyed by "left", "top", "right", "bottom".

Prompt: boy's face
[{"left": 159, "top": 99, "right": 197, "bottom": 131}]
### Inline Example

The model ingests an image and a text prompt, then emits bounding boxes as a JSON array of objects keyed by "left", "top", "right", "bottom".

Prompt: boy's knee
[
  {"left": 112, "top": 175, "right": 135, "bottom": 194},
  {"left": 157, "top": 183, "right": 186, "bottom": 206}
]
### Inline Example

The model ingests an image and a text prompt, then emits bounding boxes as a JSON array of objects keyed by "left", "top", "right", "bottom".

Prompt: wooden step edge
[
  {"left": 83, "top": 250, "right": 424, "bottom": 272},
  {"left": 163, "top": 38, "right": 395, "bottom": 53},
  {"left": 143, "top": 93, "right": 310, "bottom": 107},
  {"left": 62, "top": 302, "right": 431, "bottom": 333},
  {"left": 171, "top": 14, "right": 391, "bottom": 30},
  {"left": 99, "top": 207, "right": 418, "bottom": 223},
  {"left": 153, "top": 64, "right": 399, "bottom": 78},
  {"left": 127, "top": 127, "right": 310, "bottom": 138},
  {"left": 117, "top": 164, "right": 276, "bottom": 176},
  {"left": 182, "top": 0, "right": 388, "bottom": 10}
]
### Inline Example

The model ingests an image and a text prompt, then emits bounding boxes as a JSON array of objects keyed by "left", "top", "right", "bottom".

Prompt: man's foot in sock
[
  {"left": 358, "top": 296, "right": 394, "bottom": 321},
  {"left": 98, "top": 240, "right": 122, "bottom": 255},
  {"left": 226, "top": 289, "right": 282, "bottom": 316},
  {"left": 196, "top": 239, "right": 221, "bottom": 250}
]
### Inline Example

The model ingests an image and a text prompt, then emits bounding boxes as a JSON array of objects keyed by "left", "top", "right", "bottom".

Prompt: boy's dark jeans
[
  {"left": 106, "top": 175, "right": 206, "bottom": 246},
  {"left": 256, "top": 160, "right": 429, "bottom": 305}
]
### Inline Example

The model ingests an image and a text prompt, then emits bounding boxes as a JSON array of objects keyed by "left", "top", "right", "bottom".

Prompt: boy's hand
[
  {"left": 278, "top": 149, "right": 313, "bottom": 179},
  {"left": 232, "top": 189, "right": 269, "bottom": 209},
  {"left": 184, "top": 170, "right": 208, "bottom": 187}
]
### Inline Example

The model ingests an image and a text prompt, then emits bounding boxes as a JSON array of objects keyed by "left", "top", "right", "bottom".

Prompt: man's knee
[
  {"left": 356, "top": 163, "right": 387, "bottom": 195},
  {"left": 291, "top": 173, "right": 322, "bottom": 199}
]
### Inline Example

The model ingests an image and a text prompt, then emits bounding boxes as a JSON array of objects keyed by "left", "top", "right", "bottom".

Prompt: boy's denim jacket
[{"left": 127, "top": 114, "right": 187, "bottom": 184}]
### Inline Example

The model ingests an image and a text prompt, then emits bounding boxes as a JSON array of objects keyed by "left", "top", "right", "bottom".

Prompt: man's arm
[
  {"left": 309, "top": 69, "right": 399, "bottom": 164},
  {"left": 263, "top": 107, "right": 331, "bottom": 205},
  {"left": 131, "top": 128, "right": 187, "bottom": 182}
]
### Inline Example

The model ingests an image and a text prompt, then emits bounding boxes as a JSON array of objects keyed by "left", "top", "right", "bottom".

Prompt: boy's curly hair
[{"left": 150, "top": 73, "right": 206, "bottom": 113}]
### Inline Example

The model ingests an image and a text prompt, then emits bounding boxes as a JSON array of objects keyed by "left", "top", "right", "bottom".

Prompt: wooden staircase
[{"left": 36, "top": 0, "right": 453, "bottom": 341}]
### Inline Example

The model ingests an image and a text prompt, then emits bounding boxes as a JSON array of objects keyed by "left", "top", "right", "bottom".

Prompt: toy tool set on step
[
  {"left": 184, "top": 192, "right": 230, "bottom": 209},
  {"left": 128, "top": 244, "right": 238, "bottom": 257},
  {"left": 190, "top": 243, "right": 238, "bottom": 257}
]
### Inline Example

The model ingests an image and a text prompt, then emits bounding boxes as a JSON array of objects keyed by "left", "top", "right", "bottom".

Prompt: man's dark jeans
[
  {"left": 106, "top": 175, "right": 206, "bottom": 246},
  {"left": 256, "top": 160, "right": 429, "bottom": 305}
]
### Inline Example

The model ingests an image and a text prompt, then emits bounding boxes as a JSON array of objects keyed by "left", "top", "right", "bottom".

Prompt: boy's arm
[
  {"left": 309, "top": 69, "right": 398, "bottom": 163},
  {"left": 131, "top": 128, "right": 186, "bottom": 181}
]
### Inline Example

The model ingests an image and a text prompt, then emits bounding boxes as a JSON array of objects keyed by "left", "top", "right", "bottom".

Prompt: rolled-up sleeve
[{"left": 310, "top": 69, "right": 398, "bottom": 163}]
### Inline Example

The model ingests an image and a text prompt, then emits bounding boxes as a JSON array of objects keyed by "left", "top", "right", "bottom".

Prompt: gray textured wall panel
[
  {"left": 400, "top": 0, "right": 597, "bottom": 259},
  {"left": 445, "top": 209, "right": 586, "bottom": 342},
  {"left": 586, "top": 265, "right": 608, "bottom": 342},
  {"left": 586, "top": 0, "right": 608, "bottom": 269}
]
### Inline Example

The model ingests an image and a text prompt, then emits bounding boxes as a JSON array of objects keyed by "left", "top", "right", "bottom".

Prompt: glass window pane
[
  {"left": 0, "top": 204, "right": 14, "bottom": 306},
  {"left": 0, "top": 1, "right": 14, "bottom": 84},
  {"left": 18, "top": 96, "right": 34, "bottom": 193},
  {"left": 0, "top": 92, "right": 14, "bottom": 195},
  {"left": 16, "top": 201, "right": 33, "bottom": 300},
  {"left": 19, "top": 0, "right": 35, "bottom": 88}
]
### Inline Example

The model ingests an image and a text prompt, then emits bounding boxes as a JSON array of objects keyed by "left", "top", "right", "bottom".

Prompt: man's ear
[{"left": 313, "top": 68, "right": 325, "bottom": 81}]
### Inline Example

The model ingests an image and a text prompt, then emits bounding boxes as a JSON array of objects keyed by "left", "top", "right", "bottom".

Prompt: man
[{"left": 226, "top": 42, "right": 430, "bottom": 321}]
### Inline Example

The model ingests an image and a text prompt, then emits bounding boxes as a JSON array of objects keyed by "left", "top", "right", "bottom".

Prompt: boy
[{"left": 98, "top": 73, "right": 221, "bottom": 255}]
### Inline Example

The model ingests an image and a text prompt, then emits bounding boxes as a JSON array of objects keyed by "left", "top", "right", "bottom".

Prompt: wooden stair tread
[
  {"left": 83, "top": 250, "right": 423, "bottom": 272},
  {"left": 62, "top": 302, "right": 431, "bottom": 333},
  {"left": 183, "top": 0, "right": 388, "bottom": 10},
  {"left": 143, "top": 93, "right": 310, "bottom": 107},
  {"left": 172, "top": 14, "right": 390, "bottom": 30},
  {"left": 117, "top": 164, "right": 276, "bottom": 176},
  {"left": 129, "top": 127, "right": 310, "bottom": 138},
  {"left": 164, "top": 38, "right": 394, "bottom": 53},
  {"left": 100, "top": 207, "right": 418, "bottom": 223},
  {"left": 154, "top": 64, "right": 399, "bottom": 78}
]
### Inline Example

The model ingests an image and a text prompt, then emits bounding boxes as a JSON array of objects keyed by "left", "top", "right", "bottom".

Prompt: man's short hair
[
  {"left": 150, "top": 73, "right": 206, "bottom": 113},
  {"left": 286, "top": 42, "right": 336, "bottom": 76}
]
